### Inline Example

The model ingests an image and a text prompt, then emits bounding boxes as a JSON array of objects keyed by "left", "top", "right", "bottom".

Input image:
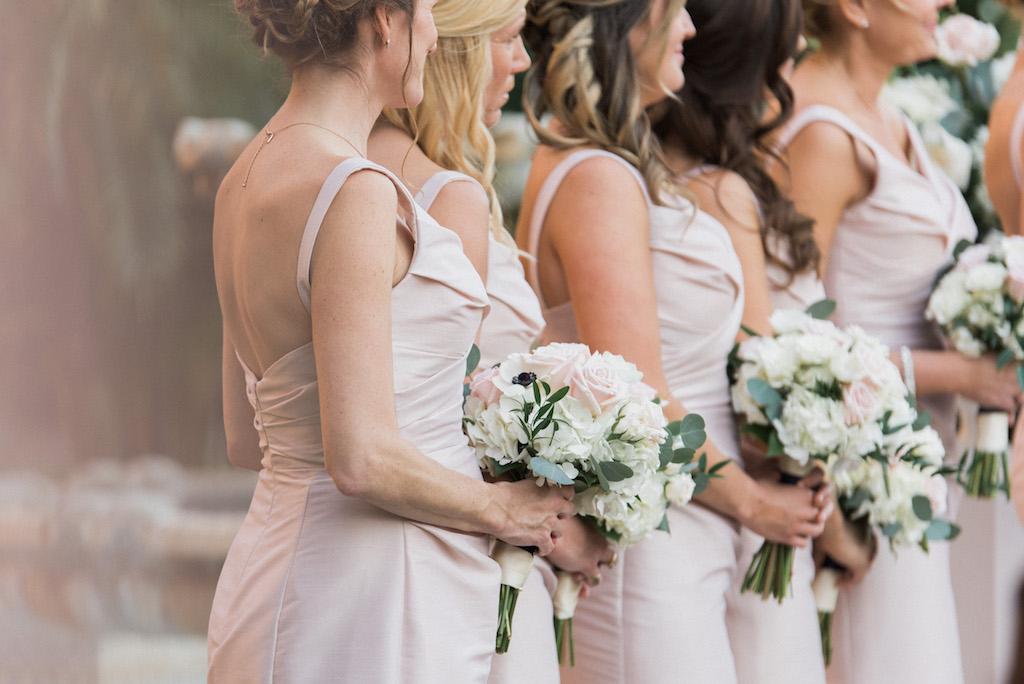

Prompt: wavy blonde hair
[
  {"left": 383, "top": 0, "right": 526, "bottom": 246},
  {"left": 522, "top": 0, "right": 688, "bottom": 205}
]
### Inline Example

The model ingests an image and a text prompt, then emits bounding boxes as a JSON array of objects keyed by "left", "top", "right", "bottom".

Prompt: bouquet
[
  {"left": 729, "top": 302, "right": 946, "bottom": 602},
  {"left": 814, "top": 422, "right": 959, "bottom": 663},
  {"left": 925, "top": 233, "right": 1024, "bottom": 498},
  {"left": 463, "top": 342, "right": 711, "bottom": 656}
]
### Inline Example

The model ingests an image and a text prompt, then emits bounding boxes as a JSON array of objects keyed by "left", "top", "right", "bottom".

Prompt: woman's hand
[
  {"left": 545, "top": 516, "right": 617, "bottom": 584},
  {"left": 740, "top": 474, "right": 831, "bottom": 547},
  {"left": 961, "top": 353, "right": 1022, "bottom": 415},
  {"left": 813, "top": 507, "right": 877, "bottom": 587},
  {"left": 490, "top": 480, "right": 575, "bottom": 555}
]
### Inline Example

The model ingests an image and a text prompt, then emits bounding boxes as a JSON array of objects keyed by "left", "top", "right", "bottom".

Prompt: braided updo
[
  {"left": 523, "top": 0, "right": 686, "bottom": 204},
  {"left": 234, "top": 0, "right": 414, "bottom": 68}
]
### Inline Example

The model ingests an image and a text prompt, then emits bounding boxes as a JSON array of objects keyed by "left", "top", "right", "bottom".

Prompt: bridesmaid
[
  {"left": 777, "top": 0, "right": 1022, "bottom": 681},
  {"left": 986, "top": 0, "right": 1024, "bottom": 236},
  {"left": 367, "top": 1, "right": 614, "bottom": 680},
  {"left": 653, "top": 0, "right": 875, "bottom": 681},
  {"left": 207, "top": 1, "right": 573, "bottom": 681},
  {"left": 517, "top": 1, "right": 829, "bottom": 681}
]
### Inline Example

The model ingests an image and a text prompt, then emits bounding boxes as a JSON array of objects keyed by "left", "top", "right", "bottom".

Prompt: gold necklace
[{"left": 242, "top": 121, "right": 366, "bottom": 188}]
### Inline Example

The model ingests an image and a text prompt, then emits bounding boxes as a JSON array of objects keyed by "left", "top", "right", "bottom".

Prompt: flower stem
[{"left": 495, "top": 583, "right": 521, "bottom": 653}]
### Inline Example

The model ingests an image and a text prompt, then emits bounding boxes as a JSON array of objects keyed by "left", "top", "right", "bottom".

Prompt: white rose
[
  {"left": 881, "top": 74, "right": 956, "bottom": 125},
  {"left": 773, "top": 385, "right": 847, "bottom": 465},
  {"left": 965, "top": 262, "right": 1007, "bottom": 293},
  {"left": 919, "top": 120, "right": 973, "bottom": 191}
]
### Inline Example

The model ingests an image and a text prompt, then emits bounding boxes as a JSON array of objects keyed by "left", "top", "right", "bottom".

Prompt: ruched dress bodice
[
  {"left": 208, "top": 158, "right": 498, "bottom": 684},
  {"left": 414, "top": 169, "right": 544, "bottom": 370}
]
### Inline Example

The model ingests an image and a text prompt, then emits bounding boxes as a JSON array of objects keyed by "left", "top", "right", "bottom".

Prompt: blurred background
[{"left": 1, "top": 0, "right": 1022, "bottom": 682}]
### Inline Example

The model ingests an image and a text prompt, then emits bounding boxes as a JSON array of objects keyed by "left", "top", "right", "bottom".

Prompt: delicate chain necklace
[{"left": 242, "top": 121, "right": 366, "bottom": 188}]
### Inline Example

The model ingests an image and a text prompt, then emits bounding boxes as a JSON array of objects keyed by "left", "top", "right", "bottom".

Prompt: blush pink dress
[
  {"left": 779, "top": 105, "right": 976, "bottom": 684},
  {"left": 207, "top": 158, "right": 499, "bottom": 684},
  {"left": 414, "top": 170, "right": 556, "bottom": 684},
  {"left": 524, "top": 148, "right": 823, "bottom": 684}
]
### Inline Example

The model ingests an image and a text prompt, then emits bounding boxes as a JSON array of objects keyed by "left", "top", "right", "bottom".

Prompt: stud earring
[
  {"left": 385, "top": 37, "right": 390, "bottom": 48},
  {"left": 860, "top": 18, "right": 869, "bottom": 28}
]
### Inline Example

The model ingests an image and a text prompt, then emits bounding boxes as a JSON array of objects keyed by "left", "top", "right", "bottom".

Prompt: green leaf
[
  {"left": 997, "top": 348, "right": 1015, "bottom": 370},
  {"left": 739, "top": 323, "right": 762, "bottom": 338},
  {"left": 678, "top": 413, "right": 708, "bottom": 449},
  {"left": 747, "top": 379, "right": 782, "bottom": 421},
  {"left": 671, "top": 447, "right": 696, "bottom": 464},
  {"left": 912, "top": 411, "right": 932, "bottom": 431},
  {"left": 911, "top": 495, "right": 934, "bottom": 522},
  {"left": 659, "top": 440, "right": 674, "bottom": 470},
  {"left": 547, "top": 386, "right": 570, "bottom": 404},
  {"left": 1018, "top": 365, "right": 1024, "bottom": 394},
  {"left": 692, "top": 472, "right": 710, "bottom": 496},
  {"left": 766, "top": 430, "right": 785, "bottom": 457},
  {"left": 598, "top": 461, "right": 634, "bottom": 483},
  {"left": 805, "top": 298, "right": 836, "bottom": 320},
  {"left": 465, "top": 344, "right": 481, "bottom": 377},
  {"left": 709, "top": 459, "right": 731, "bottom": 475},
  {"left": 656, "top": 514, "right": 670, "bottom": 533},
  {"left": 925, "top": 519, "right": 959, "bottom": 541},
  {"left": 881, "top": 522, "right": 903, "bottom": 538},
  {"left": 529, "top": 457, "right": 573, "bottom": 485},
  {"left": 533, "top": 380, "right": 542, "bottom": 404}
]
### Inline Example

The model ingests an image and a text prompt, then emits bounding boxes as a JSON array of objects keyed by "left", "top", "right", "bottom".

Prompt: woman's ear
[
  {"left": 837, "top": 0, "right": 871, "bottom": 30},
  {"left": 373, "top": 5, "right": 392, "bottom": 48}
]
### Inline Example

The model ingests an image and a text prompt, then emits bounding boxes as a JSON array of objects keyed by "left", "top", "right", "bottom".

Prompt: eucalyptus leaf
[
  {"left": 465, "top": 344, "right": 481, "bottom": 377},
  {"left": 598, "top": 461, "right": 634, "bottom": 482},
  {"left": 656, "top": 514, "right": 670, "bottom": 533},
  {"left": 881, "top": 522, "right": 903, "bottom": 538},
  {"left": 679, "top": 413, "right": 708, "bottom": 449},
  {"left": 529, "top": 457, "right": 573, "bottom": 485},
  {"left": 747, "top": 379, "right": 782, "bottom": 421},
  {"left": 925, "top": 519, "right": 959, "bottom": 541},
  {"left": 767, "top": 431, "right": 785, "bottom": 457},
  {"left": 672, "top": 447, "right": 696, "bottom": 464},
  {"left": 805, "top": 298, "right": 836, "bottom": 320},
  {"left": 659, "top": 440, "right": 674, "bottom": 470},
  {"left": 912, "top": 411, "right": 932, "bottom": 431},
  {"left": 997, "top": 348, "right": 1015, "bottom": 370},
  {"left": 692, "top": 472, "right": 710, "bottom": 497},
  {"left": 912, "top": 495, "right": 934, "bottom": 521}
]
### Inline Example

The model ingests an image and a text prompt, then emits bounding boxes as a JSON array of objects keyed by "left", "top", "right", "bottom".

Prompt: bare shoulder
[
  {"left": 687, "top": 167, "right": 760, "bottom": 234},
  {"left": 434, "top": 174, "right": 489, "bottom": 215}
]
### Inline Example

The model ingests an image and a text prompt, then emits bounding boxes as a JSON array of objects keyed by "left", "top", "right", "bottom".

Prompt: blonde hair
[
  {"left": 522, "top": 0, "right": 688, "bottom": 205},
  {"left": 383, "top": 0, "right": 527, "bottom": 246}
]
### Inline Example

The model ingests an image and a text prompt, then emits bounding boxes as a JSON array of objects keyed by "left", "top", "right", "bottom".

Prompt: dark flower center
[{"left": 512, "top": 371, "right": 537, "bottom": 387}]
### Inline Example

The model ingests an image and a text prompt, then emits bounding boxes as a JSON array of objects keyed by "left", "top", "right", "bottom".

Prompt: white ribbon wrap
[
  {"left": 492, "top": 542, "right": 534, "bottom": 590},
  {"left": 811, "top": 566, "right": 842, "bottom": 613},
  {"left": 976, "top": 410, "right": 1009, "bottom": 454},
  {"left": 552, "top": 570, "right": 582, "bottom": 620},
  {"left": 779, "top": 454, "right": 818, "bottom": 479}
]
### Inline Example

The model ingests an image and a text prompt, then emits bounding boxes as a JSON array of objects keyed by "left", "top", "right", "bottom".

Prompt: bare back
[{"left": 213, "top": 129, "right": 413, "bottom": 379}]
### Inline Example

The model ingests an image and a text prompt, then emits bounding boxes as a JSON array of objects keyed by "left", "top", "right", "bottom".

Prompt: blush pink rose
[
  {"left": 935, "top": 14, "right": 1000, "bottom": 67},
  {"left": 469, "top": 365, "right": 503, "bottom": 405},
  {"left": 843, "top": 379, "right": 880, "bottom": 426},
  {"left": 525, "top": 343, "right": 591, "bottom": 387},
  {"left": 565, "top": 354, "right": 628, "bottom": 415},
  {"left": 1005, "top": 250, "right": 1024, "bottom": 301},
  {"left": 956, "top": 243, "right": 992, "bottom": 272}
]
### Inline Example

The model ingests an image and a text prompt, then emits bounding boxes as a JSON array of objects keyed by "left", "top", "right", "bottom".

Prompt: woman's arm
[
  {"left": 310, "top": 169, "right": 574, "bottom": 554},
  {"left": 544, "top": 157, "right": 827, "bottom": 546},
  {"left": 427, "top": 177, "right": 492, "bottom": 282}
]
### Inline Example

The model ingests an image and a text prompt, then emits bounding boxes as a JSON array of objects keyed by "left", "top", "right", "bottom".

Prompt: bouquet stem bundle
[
  {"left": 492, "top": 542, "right": 536, "bottom": 653},
  {"left": 811, "top": 557, "right": 845, "bottom": 666},
  {"left": 552, "top": 570, "right": 582, "bottom": 666},
  {"left": 960, "top": 408, "right": 1012, "bottom": 499},
  {"left": 741, "top": 456, "right": 815, "bottom": 603}
]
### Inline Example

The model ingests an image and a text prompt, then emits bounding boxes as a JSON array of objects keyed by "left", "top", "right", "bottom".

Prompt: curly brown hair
[
  {"left": 654, "top": 0, "right": 819, "bottom": 280},
  {"left": 234, "top": 0, "right": 414, "bottom": 68},
  {"left": 522, "top": 0, "right": 687, "bottom": 205}
]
